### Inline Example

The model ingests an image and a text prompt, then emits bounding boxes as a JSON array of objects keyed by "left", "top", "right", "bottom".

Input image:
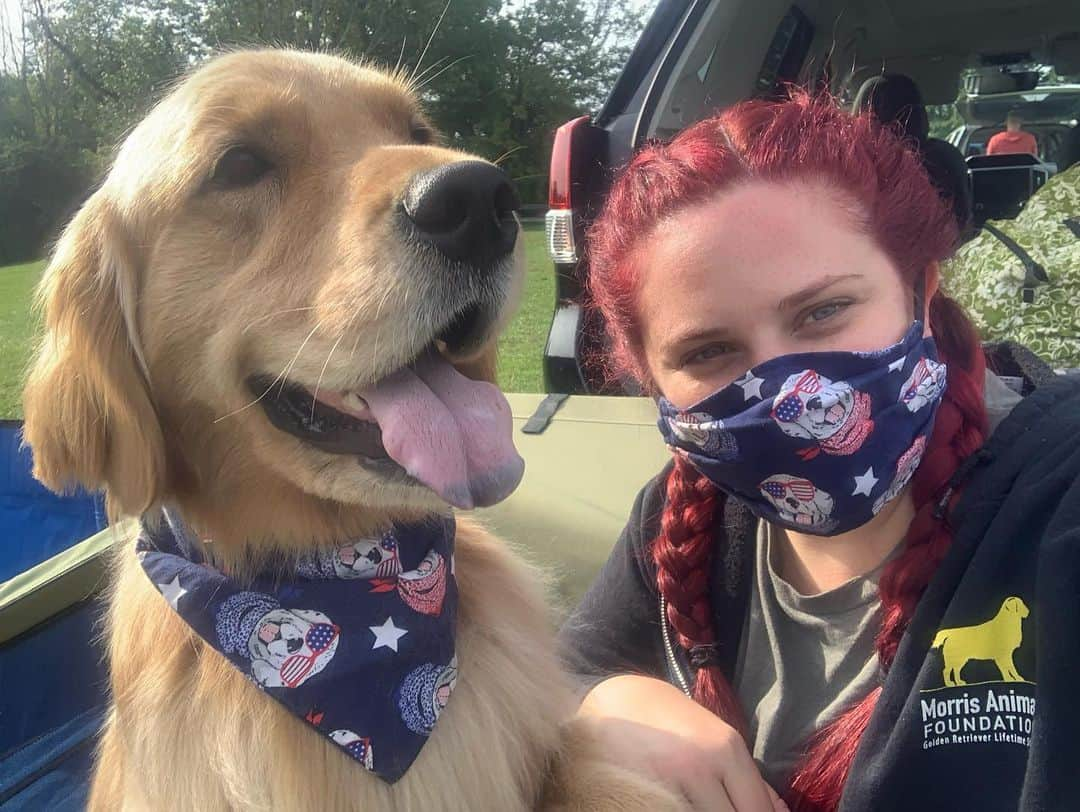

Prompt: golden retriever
[
  {"left": 931, "top": 596, "right": 1030, "bottom": 687},
  {"left": 22, "top": 50, "right": 680, "bottom": 811}
]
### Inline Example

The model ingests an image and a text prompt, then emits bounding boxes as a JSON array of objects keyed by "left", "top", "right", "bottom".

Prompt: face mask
[{"left": 657, "top": 320, "right": 947, "bottom": 536}]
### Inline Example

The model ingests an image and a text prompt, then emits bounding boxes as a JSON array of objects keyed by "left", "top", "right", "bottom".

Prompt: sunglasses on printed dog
[{"left": 772, "top": 370, "right": 826, "bottom": 423}]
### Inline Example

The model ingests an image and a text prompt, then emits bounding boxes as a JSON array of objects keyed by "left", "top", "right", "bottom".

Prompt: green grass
[
  {"left": 497, "top": 220, "right": 554, "bottom": 393},
  {"left": 0, "top": 260, "right": 44, "bottom": 419},
  {"left": 0, "top": 225, "right": 553, "bottom": 419}
]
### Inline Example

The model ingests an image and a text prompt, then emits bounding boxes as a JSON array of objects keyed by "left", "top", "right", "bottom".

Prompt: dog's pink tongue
[{"left": 359, "top": 355, "right": 524, "bottom": 509}]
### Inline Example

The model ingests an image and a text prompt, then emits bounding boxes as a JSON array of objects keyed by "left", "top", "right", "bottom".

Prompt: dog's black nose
[{"left": 401, "top": 161, "right": 519, "bottom": 264}]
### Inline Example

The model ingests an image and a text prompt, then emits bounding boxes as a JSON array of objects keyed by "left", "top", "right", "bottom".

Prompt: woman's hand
[{"left": 579, "top": 674, "right": 787, "bottom": 812}]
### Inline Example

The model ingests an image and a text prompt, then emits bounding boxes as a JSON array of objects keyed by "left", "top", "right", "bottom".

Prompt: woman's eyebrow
[
  {"left": 665, "top": 325, "right": 732, "bottom": 353},
  {"left": 776, "top": 273, "right": 863, "bottom": 312}
]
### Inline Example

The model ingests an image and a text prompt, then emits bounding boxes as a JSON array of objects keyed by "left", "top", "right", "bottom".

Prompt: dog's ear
[{"left": 22, "top": 192, "right": 166, "bottom": 518}]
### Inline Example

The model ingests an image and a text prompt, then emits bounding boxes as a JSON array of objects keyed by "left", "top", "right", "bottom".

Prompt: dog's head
[
  {"left": 334, "top": 537, "right": 401, "bottom": 579},
  {"left": 771, "top": 370, "right": 855, "bottom": 443},
  {"left": 759, "top": 474, "right": 835, "bottom": 529},
  {"left": 1003, "top": 596, "right": 1030, "bottom": 619},
  {"left": 249, "top": 607, "right": 340, "bottom": 688},
  {"left": 23, "top": 50, "right": 526, "bottom": 533}
]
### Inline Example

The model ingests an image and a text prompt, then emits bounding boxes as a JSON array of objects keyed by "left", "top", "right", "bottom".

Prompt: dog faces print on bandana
[
  {"left": 137, "top": 509, "right": 458, "bottom": 783},
  {"left": 658, "top": 321, "right": 947, "bottom": 536}
]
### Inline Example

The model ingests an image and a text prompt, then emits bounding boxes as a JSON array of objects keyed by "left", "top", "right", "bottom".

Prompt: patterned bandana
[
  {"left": 136, "top": 509, "right": 458, "bottom": 783},
  {"left": 658, "top": 321, "right": 947, "bottom": 536}
]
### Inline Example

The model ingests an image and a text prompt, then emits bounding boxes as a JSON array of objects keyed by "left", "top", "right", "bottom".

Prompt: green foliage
[
  {"left": 927, "top": 103, "right": 963, "bottom": 141},
  {"left": 0, "top": 0, "right": 642, "bottom": 261}
]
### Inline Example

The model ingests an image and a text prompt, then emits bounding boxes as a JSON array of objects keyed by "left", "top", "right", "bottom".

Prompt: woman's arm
[{"left": 558, "top": 469, "right": 782, "bottom": 811}]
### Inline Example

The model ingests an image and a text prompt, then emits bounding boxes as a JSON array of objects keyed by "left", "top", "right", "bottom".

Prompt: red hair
[{"left": 587, "top": 92, "right": 988, "bottom": 810}]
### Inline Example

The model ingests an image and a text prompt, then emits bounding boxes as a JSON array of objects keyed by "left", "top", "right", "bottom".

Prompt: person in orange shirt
[{"left": 985, "top": 111, "right": 1039, "bottom": 156}]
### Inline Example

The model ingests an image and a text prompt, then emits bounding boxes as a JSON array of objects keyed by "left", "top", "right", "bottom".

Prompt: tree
[
  {"left": 0, "top": 0, "right": 194, "bottom": 260},
  {"left": 0, "top": 0, "right": 643, "bottom": 262},
  {"left": 178, "top": 0, "right": 642, "bottom": 200}
]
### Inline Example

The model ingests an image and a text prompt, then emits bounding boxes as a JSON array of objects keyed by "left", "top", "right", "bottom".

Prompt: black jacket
[{"left": 558, "top": 351, "right": 1080, "bottom": 811}]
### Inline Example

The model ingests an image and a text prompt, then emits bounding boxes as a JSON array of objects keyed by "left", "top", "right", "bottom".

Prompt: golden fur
[{"left": 22, "top": 49, "right": 681, "bottom": 810}]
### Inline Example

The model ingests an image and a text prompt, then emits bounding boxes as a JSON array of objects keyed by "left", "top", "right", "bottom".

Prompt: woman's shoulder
[
  {"left": 978, "top": 372, "right": 1080, "bottom": 533},
  {"left": 987, "top": 371, "right": 1080, "bottom": 451}
]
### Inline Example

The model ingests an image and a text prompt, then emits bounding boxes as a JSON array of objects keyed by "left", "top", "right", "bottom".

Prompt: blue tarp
[
  {"left": 0, "top": 605, "right": 107, "bottom": 810},
  {"left": 0, "top": 420, "right": 110, "bottom": 809},
  {"left": 0, "top": 421, "right": 107, "bottom": 582}
]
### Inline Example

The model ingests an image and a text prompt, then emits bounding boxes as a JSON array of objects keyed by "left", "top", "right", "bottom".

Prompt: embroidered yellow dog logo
[{"left": 931, "top": 596, "right": 1029, "bottom": 687}]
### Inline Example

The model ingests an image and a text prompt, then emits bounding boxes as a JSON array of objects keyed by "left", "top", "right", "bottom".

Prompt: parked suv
[
  {"left": 543, "top": 0, "right": 1080, "bottom": 394},
  {"left": 947, "top": 81, "right": 1080, "bottom": 167}
]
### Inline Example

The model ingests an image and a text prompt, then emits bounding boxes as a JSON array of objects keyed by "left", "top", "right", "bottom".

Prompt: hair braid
[{"left": 654, "top": 456, "right": 748, "bottom": 733}]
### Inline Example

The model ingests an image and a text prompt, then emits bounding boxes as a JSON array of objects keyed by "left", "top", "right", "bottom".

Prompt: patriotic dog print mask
[
  {"left": 137, "top": 509, "right": 458, "bottom": 783},
  {"left": 658, "top": 320, "right": 947, "bottom": 536}
]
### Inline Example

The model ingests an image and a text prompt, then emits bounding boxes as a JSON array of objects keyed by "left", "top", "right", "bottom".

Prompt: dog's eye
[
  {"left": 211, "top": 146, "right": 273, "bottom": 189},
  {"left": 409, "top": 122, "right": 434, "bottom": 145}
]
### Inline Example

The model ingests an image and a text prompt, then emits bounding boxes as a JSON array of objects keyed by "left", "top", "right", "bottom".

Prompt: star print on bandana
[
  {"left": 156, "top": 574, "right": 188, "bottom": 609},
  {"left": 136, "top": 508, "right": 458, "bottom": 784},
  {"left": 370, "top": 617, "right": 408, "bottom": 652}
]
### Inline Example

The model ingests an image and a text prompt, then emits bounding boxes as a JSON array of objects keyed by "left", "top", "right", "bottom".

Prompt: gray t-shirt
[
  {"left": 733, "top": 521, "right": 893, "bottom": 789},
  {"left": 733, "top": 371, "right": 1022, "bottom": 790}
]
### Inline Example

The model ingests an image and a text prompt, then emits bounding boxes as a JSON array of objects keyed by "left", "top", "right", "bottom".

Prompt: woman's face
[{"left": 636, "top": 180, "right": 929, "bottom": 409}]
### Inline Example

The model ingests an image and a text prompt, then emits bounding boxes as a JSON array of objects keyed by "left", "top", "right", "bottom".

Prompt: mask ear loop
[{"left": 913, "top": 269, "right": 927, "bottom": 328}]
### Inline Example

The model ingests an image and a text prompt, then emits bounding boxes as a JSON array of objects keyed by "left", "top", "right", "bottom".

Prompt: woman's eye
[
  {"left": 805, "top": 300, "right": 850, "bottom": 325},
  {"left": 210, "top": 146, "right": 274, "bottom": 189},
  {"left": 685, "top": 344, "right": 730, "bottom": 366}
]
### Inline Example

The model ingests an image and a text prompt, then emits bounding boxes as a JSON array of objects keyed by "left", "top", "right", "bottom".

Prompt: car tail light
[
  {"left": 546, "top": 116, "right": 590, "bottom": 265},
  {"left": 545, "top": 210, "right": 577, "bottom": 265}
]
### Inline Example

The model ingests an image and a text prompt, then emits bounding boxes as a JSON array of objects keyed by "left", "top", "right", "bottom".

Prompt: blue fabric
[
  {"left": 658, "top": 322, "right": 947, "bottom": 535},
  {"left": 0, "top": 602, "right": 109, "bottom": 757},
  {"left": 0, "top": 602, "right": 109, "bottom": 810},
  {"left": 0, "top": 707, "right": 102, "bottom": 811},
  {"left": 136, "top": 509, "right": 459, "bottom": 783},
  {"left": 0, "top": 421, "right": 107, "bottom": 583}
]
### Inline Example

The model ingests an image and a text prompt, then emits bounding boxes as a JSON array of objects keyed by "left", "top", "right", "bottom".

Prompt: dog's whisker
[
  {"left": 409, "top": 0, "right": 453, "bottom": 83},
  {"left": 410, "top": 54, "right": 452, "bottom": 89},
  {"left": 213, "top": 322, "right": 327, "bottom": 426},
  {"left": 276, "top": 321, "right": 325, "bottom": 399},
  {"left": 241, "top": 306, "right": 319, "bottom": 335},
  {"left": 337, "top": 294, "right": 373, "bottom": 366},
  {"left": 212, "top": 375, "right": 289, "bottom": 424},
  {"left": 393, "top": 34, "right": 408, "bottom": 77},
  {"left": 369, "top": 285, "right": 398, "bottom": 370},
  {"left": 492, "top": 145, "right": 526, "bottom": 166},
  {"left": 344, "top": 303, "right": 366, "bottom": 365},
  {"left": 414, "top": 54, "right": 473, "bottom": 93},
  {"left": 310, "top": 333, "right": 346, "bottom": 422}
]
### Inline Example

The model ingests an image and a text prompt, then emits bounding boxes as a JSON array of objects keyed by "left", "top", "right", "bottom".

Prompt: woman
[{"left": 558, "top": 93, "right": 1080, "bottom": 812}]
